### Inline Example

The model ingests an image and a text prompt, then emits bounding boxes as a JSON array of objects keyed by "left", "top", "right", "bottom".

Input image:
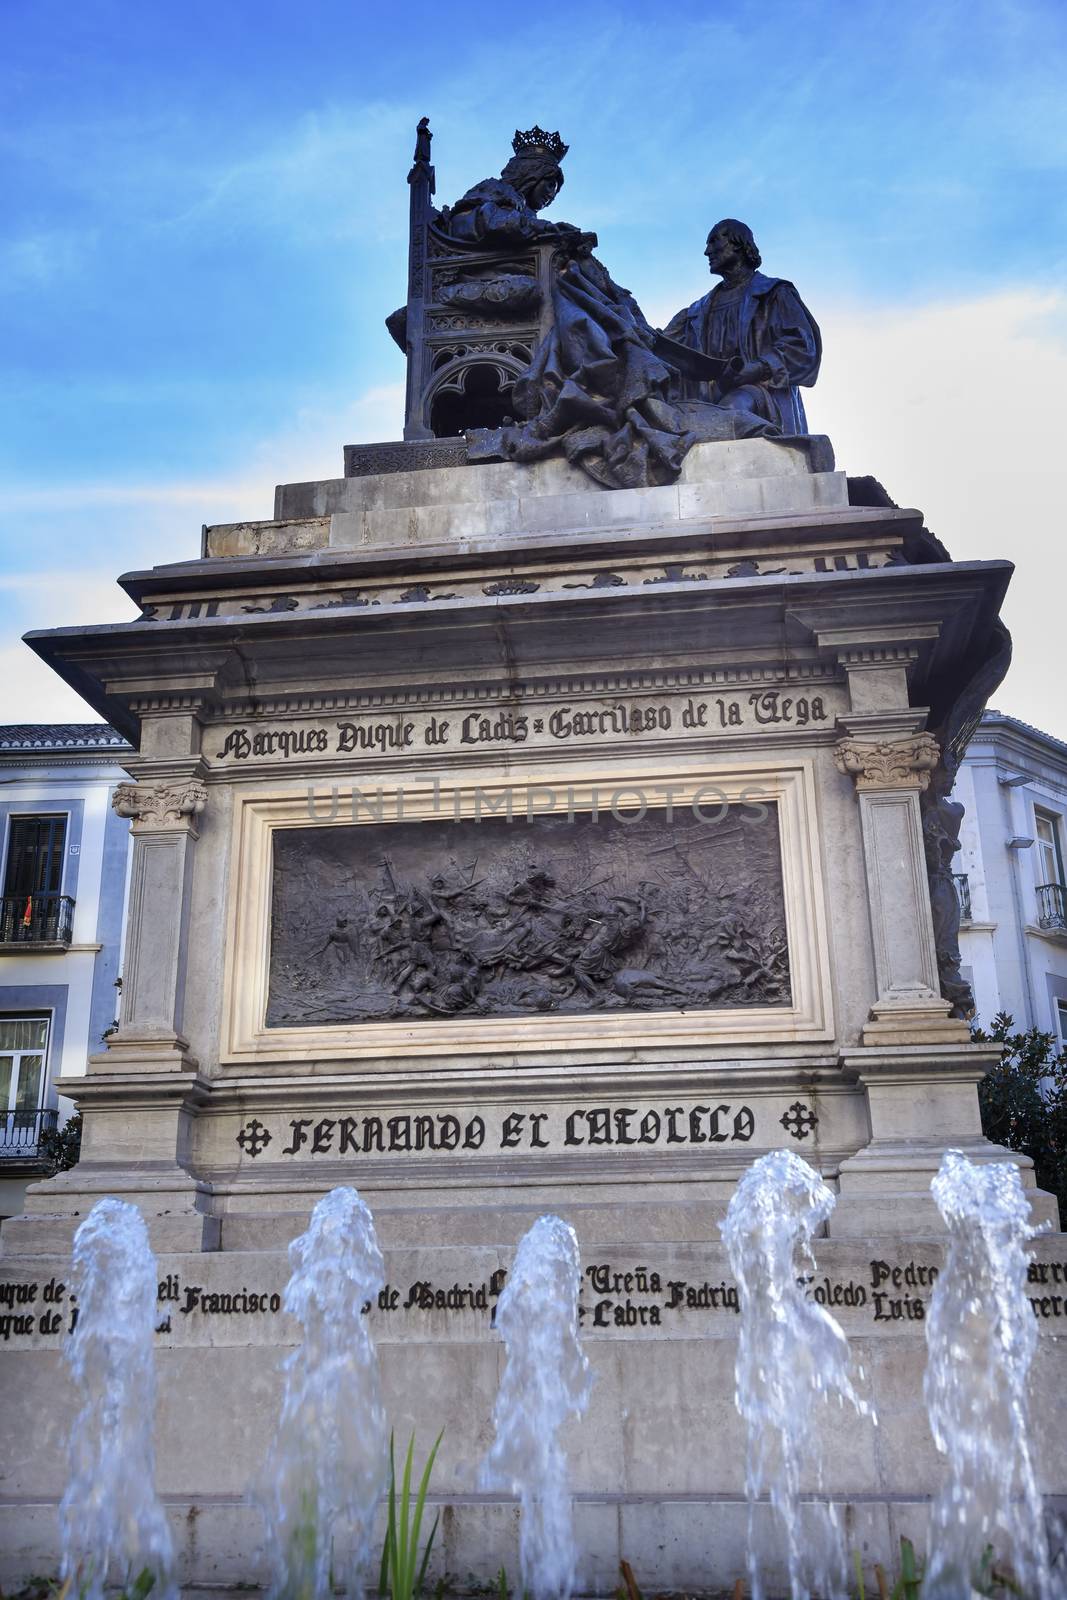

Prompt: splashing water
[
  {"left": 59, "top": 1197, "right": 176, "bottom": 1600},
  {"left": 923, "top": 1150, "right": 1053, "bottom": 1600},
  {"left": 482, "top": 1214, "right": 593, "bottom": 1600},
  {"left": 255, "top": 1187, "right": 388, "bottom": 1600},
  {"left": 721, "top": 1150, "right": 873, "bottom": 1600}
]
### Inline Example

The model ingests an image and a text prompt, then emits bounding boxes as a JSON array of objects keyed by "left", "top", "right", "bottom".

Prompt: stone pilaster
[
  {"left": 107, "top": 773, "right": 207, "bottom": 1059},
  {"left": 5, "top": 768, "right": 219, "bottom": 1256},
  {"left": 831, "top": 731, "right": 1058, "bottom": 1233},
  {"left": 833, "top": 731, "right": 968, "bottom": 1045}
]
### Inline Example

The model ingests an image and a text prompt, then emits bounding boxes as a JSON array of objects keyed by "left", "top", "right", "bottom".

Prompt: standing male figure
[{"left": 663, "top": 219, "right": 821, "bottom": 434}]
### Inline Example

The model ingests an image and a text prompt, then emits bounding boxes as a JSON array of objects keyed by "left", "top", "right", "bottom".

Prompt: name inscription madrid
[
  {"left": 212, "top": 689, "right": 831, "bottom": 763},
  {"left": 4, "top": 1254, "right": 1067, "bottom": 1346}
]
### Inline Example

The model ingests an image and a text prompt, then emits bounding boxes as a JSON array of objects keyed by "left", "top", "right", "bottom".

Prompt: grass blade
[
  {"left": 399, "top": 1432, "right": 415, "bottom": 1598},
  {"left": 415, "top": 1510, "right": 440, "bottom": 1596},
  {"left": 410, "top": 1431, "right": 443, "bottom": 1594}
]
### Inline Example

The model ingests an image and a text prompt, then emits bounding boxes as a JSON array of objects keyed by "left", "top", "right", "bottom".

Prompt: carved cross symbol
[
  {"left": 779, "top": 1101, "right": 818, "bottom": 1141},
  {"left": 236, "top": 1119, "right": 272, "bottom": 1159}
]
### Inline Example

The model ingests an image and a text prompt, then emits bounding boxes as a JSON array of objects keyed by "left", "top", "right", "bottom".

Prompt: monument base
[
  {"left": 11, "top": 426, "right": 1063, "bottom": 1591},
  {"left": 2, "top": 1225, "right": 1066, "bottom": 1593}
]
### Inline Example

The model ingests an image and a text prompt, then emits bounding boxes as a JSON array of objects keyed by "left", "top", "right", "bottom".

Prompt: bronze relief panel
[{"left": 266, "top": 806, "right": 791, "bottom": 1027}]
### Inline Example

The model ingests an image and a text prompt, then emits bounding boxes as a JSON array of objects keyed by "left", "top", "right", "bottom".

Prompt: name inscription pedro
[
  {"left": 4, "top": 1254, "right": 1066, "bottom": 1346},
  {"left": 212, "top": 689, "right": 832, "bottom": 763}
]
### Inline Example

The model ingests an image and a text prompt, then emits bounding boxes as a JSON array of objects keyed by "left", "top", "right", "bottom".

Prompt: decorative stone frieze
[
  {"left": 113, "top": 778, "right": 207, "bottom": 831},
  {"left": 833, "top": 732, "right": 940, "bottom": 791}
]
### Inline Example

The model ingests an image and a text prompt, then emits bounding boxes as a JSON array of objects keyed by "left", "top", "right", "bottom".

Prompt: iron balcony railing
[
  {"left": 0, "top": 1107, "right": 59, "bottom": 1161},
  {"left": 952, "top": 872, "right": 972, "bottom": 923},
  {"left": 0, "top": 892, "right": 75, "bottom": 946},
  {"left": 1037, "top": 882, "right": 1067, "bottom": 932}
]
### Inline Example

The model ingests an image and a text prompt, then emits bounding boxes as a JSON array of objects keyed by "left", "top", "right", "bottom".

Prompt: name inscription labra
[{"left": 267, "top": 806, "right": 791, "bottom": 1026}]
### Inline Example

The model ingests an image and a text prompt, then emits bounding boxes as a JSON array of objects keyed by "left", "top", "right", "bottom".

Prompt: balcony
[
  {"left": 0, "top": 893, "right": 75, "bottom": 950},
  {"left": 952, "top": 872, "right": 972, "bottom": 923},
  {"left": 0, "top": 1107, "right": 58, "bottom": 1164},
  {"left": 1037, "top": 882, "right": 1067, "bottom": 932}
]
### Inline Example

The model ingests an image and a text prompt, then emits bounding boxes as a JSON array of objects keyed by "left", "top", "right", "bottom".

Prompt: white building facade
[
  {"left": 0, "top": 724, "right": 132, "bottom": 1216},
  {"left": 955, "top": 710, "right": 1067, "bottom": 1042}
]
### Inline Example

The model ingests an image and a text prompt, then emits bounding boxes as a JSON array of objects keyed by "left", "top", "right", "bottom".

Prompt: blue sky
[{"left": 3, "top": 0, "right": 1066, "bottom": 731}]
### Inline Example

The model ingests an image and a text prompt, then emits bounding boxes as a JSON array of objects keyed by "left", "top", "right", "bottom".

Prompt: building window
[
  {"left": 0, "top": 815, "right": 74, "bottom": 945},
  {"left": 1035, "top": 810, "right": 1067, "bottom": 931},
  {"left": 3, "top": 815, "right": 67, "bottom": 899},
  {"left": 1057, "top": 1000, "right": 1067, "bottom": 1053},
  {"left": 0, "top": 1014, "right": 54, "bottom": 1159}
]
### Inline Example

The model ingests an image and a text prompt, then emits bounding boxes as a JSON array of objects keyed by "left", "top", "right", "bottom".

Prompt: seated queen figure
[
  {"left": 445, "top": 129, "right": 777, "bottom": 490},
  {"left": 441, "top": 125, "right": 584, "bottom": 249}
]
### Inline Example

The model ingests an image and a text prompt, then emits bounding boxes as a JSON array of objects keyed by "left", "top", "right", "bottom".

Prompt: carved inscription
[
  {"left": 234, "top": 1100, "right": 766, "bottom": 1160},
  {"left": 4, "top": 1253, "right": 1066, "bottom": 1347},
  {"left": 266, "top": 808, "right": 790, "bottom": 1025},
  {"left": 211, "top": 689, "right": 831, "bottom": 764}
]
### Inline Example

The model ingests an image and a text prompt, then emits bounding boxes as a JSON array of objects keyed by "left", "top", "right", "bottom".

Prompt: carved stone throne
[{"left": 385, "top": 119, "right": 558, "bottom": 442}]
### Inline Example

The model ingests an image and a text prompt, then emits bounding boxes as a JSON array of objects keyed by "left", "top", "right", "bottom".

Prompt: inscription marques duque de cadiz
[{"left": 213, "top": 688, "right": 831, "bottom": 763}]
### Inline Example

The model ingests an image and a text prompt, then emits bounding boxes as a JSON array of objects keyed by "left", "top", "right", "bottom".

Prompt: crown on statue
[{"left": 512, "top": 125, "right": 569, "bottom": 162}]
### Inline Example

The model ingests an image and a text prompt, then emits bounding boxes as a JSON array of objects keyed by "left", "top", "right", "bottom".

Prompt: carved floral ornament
[
  {"left": 833, "top": 733, "right": 941, "bottom": 792},
  {"left": 112, "top": 779, "right": 208, "bottom": 830}
]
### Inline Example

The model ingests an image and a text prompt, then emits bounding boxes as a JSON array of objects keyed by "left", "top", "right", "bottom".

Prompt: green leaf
[
  {"left": 379, "top": 1429, "right": 444, "bottom": 1600},
  {"left": 415, "top": 1512, "right": 440, "bottom": 1596},
  {"left": 899, "top": 1537, "right": 920, "bottom": 1600}
]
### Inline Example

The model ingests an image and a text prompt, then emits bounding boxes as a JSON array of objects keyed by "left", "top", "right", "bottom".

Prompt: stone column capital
[
  {"left": 833, "top": 732, "right": 940, "bottom": 792},
  {"left": 113, "top": 778, "right": 208, "bottom": 833}
]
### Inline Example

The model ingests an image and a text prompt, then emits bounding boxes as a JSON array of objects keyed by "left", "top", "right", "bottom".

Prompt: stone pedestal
[{"left": 3, "top": 435, "right": 1062, "bottom": 1591}]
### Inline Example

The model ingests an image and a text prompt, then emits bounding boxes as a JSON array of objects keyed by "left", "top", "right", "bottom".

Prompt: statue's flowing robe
[
  {"left": 663, "top": 271, "right": 821, "bottom": 434},
  {"left": 444, "top": 177, "right": 549, "bottom": 244},
  {"left": 442, "top": 185, "right": 775, "bottom": 489}
]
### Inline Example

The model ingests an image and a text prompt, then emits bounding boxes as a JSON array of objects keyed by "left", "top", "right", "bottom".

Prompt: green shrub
[
  {"left": 973, "top": 1013, "right": 1067, "bottom": 1218},
  {"left": 37, "top": 1112, "right": 82, "bottom": 1174}
]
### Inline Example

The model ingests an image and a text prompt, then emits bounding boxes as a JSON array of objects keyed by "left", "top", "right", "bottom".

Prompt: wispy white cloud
[
  {"left": 156, "top": 103, "right": 419, "bottom": 242},
  {"left": 2, "top": 288, "right": 1065, "bottom": 752},
  {"left": 0, "top": 575, "right": 140, "bottom": 723},
  {"left": 0, "top": 383, "right": 405, "bottom": 520},
  {"left": 0, "top": 228, "right": 98, "bottom": 290},
  {"left": 814, "top": 287, "right": 1067, "bottom": 738},
  {"left": 0, "top": 380, "right": 408, "bottom": 724}
]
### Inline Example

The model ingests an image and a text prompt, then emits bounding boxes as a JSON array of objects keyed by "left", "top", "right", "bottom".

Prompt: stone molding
[
  {"left": 833, "top": 732, "right": 940, "bottom": 791},
  {"left": 113, "top": 778, "right": 207, "bottom": 831},
  {"left": 220, "top": 759, "right": 834, "bottom": 1064}
]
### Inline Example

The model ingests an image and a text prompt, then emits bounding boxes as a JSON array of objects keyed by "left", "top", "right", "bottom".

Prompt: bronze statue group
[{"left": 437, "top": 126, "right": 821, "bottom": 489}]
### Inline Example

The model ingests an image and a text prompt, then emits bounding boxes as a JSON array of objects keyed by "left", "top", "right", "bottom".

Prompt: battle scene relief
[{"left": 266, "top": 807, "right": 791, "bottom": 1026}]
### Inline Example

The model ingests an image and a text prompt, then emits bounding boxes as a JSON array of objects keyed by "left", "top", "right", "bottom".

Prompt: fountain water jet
[
  {"left": 482, "top": 1214, "right": 592, "bottom": 1600},
  {"left": 255, "top": 1186, "right": 388, "bottom": 1600},
  {"left": 59, "top": 1196, "right": 176, "bottom": 1600},
  {"left": 923, "top": 1150, "right": 1053, "bottom": 1600},
  {"left": 721, "top": 1150, "right": 873, "bottom": 1600}
]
